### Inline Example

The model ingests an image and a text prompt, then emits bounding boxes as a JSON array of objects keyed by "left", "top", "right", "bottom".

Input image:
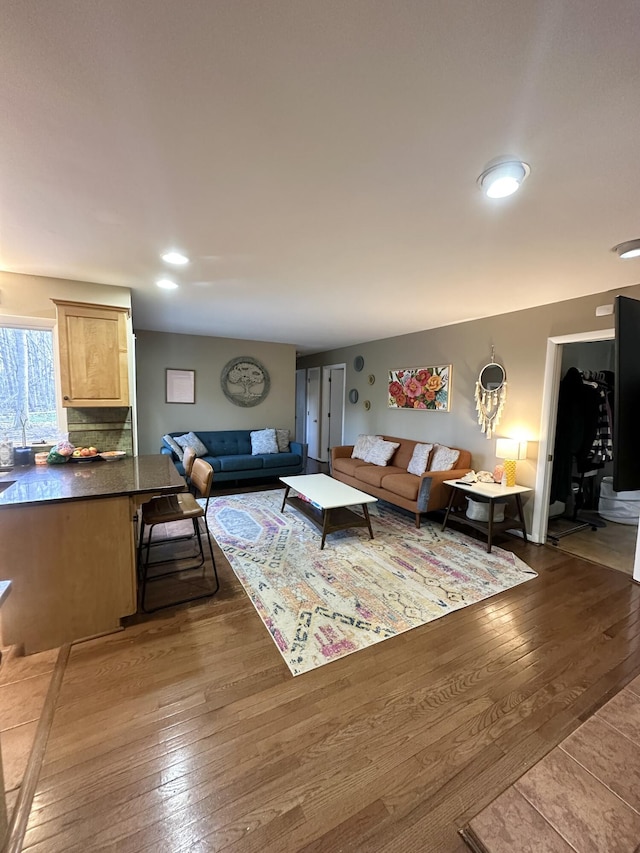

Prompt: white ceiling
[{"left": 2, "top": 0, "right": 640, "bottom": 353}]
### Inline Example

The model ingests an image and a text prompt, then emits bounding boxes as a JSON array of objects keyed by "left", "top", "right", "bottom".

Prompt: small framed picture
[{"left": 166, "top": 368, "right": 196, "bottom": 404}]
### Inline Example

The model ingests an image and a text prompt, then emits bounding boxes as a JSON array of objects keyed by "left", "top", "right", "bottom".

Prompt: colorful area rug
[{"left": 207, "top": 491, "right": 536, "bottom": 676}]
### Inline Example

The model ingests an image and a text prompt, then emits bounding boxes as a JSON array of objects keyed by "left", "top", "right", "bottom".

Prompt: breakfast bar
[{"left": 0, "top": 455, "right": 184, "bottom": 654}]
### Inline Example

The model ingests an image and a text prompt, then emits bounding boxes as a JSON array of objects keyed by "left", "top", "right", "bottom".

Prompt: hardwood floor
[
  {"left": 4, "top": 503, "right": 640, "bottom": 851},
  {"left": 548, "top": 516, "right": 637, "bottom": 576},
  {"left": 463, "top": 674, "right": 640, "bottom": 852}
]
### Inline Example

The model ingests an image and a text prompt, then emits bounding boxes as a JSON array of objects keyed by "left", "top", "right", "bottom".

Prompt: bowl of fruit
[{"left": 69, "top": 446, "right": 100, "bottom": 462}]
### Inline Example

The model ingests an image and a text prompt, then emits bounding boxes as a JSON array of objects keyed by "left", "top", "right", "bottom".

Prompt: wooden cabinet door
[{"left": 53, "top": 300, "right": 130, "bottom": 407}]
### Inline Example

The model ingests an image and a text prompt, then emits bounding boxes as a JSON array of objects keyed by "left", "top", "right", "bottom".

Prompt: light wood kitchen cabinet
[{"left": 53, "top": 300, "right": 130, "bottom": 407}]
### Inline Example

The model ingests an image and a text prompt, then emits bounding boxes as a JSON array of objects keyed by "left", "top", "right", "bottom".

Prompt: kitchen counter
[
  {"left": 0, "top": 455, "right": 185, "bottom": 654},
  {"left": 0, "top": 454, "right": 184, "bottom": 508}
]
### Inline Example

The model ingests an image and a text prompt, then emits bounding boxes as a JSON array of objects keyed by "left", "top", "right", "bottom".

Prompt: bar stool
[
  {"left": 182, "top": 446, "right": 197, "bottom": 489},
  {"left": 138, "top": 458, "right": 220, "bottom": 612}
]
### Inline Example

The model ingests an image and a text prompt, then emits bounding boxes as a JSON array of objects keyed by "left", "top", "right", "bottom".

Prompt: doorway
[
  {"left": 320, "top": 364, "right": 345, "bottom": 463},
  {"left": 533, "top": 328, "right": 638, "bottom": 577},
  {"left": 305, "top": 367, "right": 321, "bottom": 461}
]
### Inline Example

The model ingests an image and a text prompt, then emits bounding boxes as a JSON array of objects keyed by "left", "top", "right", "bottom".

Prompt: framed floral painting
[{"left": 388, "top": 365, "right": 451, "bottom": 411}]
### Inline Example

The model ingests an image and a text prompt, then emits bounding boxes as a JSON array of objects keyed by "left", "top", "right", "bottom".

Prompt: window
[{"left": 0, "top": 322, "right": 63, "bottom": 444}]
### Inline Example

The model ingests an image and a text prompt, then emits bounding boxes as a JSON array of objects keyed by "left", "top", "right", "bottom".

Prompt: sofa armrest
[
  {"left": 160, "top": 446, "right": 175, "bottom": 459},
  {"left": 330, "top": 445, "right": 354, "bottom": 475},
  {"left": 290, "top": 441, "right": 308, "bottom": 468},
  {"left": 416, "top": 467, "right": 473, "bottom": 512}
]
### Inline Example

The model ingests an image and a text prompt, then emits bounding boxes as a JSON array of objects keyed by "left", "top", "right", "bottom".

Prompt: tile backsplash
[{"left": 66, "top": 407, "right": 133, "bottom": 454}]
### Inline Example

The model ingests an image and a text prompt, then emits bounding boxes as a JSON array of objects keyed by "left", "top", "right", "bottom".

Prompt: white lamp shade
[{"left": 496, "top": 438, "right": 528, "bottom": 460}]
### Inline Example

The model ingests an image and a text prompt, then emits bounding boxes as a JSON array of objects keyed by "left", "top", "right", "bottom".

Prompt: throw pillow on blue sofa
[
  {"left": 175, "top": 431, "right": 209, "bottom": 457},
  {"left": 250, "top": 428, "right": 278, "bottom": 455}
]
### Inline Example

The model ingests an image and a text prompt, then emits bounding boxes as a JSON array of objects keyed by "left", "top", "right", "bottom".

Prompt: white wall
[{"left": 0, "top": 271, "right": 131, "bottom": 319}]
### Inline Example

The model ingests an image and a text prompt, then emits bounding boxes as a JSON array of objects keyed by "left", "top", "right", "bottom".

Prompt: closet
[{"left": 546, "top": 340, "right": 636, "bottom": 572}]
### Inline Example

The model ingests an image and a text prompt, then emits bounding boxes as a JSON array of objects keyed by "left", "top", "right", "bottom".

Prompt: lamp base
[{"left": 503, "top": 459, "right": 517, "bottom": 487}]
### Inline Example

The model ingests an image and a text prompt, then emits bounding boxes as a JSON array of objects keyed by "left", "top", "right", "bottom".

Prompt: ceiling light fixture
[
  {"left": 161, "top": 251, "right": 189, "bottom": 265},
  {"left": 477, "top": 159, "right": 531, "bottom": 199},
  {"left": 156, "top": 279, "right": 179, "bottom": 290},
  {"left": 612, "top": 239, "right": 640, "bottom": 259}
]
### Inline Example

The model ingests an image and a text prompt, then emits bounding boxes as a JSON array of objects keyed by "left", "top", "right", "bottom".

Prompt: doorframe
[
  {"left": 531, "top": 327, "right": 615, "bottom": 546},
  {"left": 320, "top": 362, "right": 346, "bottom": 463}
]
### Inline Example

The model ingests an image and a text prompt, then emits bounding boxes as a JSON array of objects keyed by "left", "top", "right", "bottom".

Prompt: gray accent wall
[
  {"left": 135, "top": 329, "right": 297, "bottom": 454},
  {"left": 298, "top": 283, "right": 640, "bottom": 529}
]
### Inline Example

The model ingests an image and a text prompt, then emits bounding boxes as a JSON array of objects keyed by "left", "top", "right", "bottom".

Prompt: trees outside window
[{"left": 0, "top": 325, "right": 59, "bottom": 443}]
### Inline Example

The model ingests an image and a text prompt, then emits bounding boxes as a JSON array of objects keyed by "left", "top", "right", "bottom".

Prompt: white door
[
  {"left": 295, "top": 369, "right": 307, "bottom": 444},
  {"left": 327, "top": 367, "right": 345, "bottom": 457},
  {"left": 306, "top": 367, "right": 321, "bottom": 460}
]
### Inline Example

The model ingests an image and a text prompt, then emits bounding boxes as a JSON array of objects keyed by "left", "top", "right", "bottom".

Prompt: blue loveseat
[{"left": 160, "top": 429, "right": 307, "bottom": 483}]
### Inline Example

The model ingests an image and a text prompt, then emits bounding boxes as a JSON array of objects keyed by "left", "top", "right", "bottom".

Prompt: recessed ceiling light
[
  {"left": 477, "top": 160, "right": 531, "bottom": 199},
  {"left": 161, "top": 251, "right": 189, "bottom": 265},
  {"left": 156, "top": 279, "right": 179, "bottom": 290},
  {"left": 613, "top": 239, "right": 640, "bottom": 259}
]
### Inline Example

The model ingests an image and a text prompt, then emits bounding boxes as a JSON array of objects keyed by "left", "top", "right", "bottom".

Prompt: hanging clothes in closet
[{"left": 550, "top": 367, "right": 615, "bottom": 505}]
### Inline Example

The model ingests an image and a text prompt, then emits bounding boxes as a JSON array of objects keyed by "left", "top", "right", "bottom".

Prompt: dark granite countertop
[{"left": 0, "top": 454, "right": 185, "bottom": 509}]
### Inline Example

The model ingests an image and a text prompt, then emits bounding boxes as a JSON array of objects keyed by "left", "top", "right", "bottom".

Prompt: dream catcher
[{"left": 474, "top": 350, "right": 507, "bottom": 439}]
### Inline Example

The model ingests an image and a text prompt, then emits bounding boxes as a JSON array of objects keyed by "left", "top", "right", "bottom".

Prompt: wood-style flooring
[
  {"left": 548, "top": 515, "right": 637, "bottom": 576},
  {"left": 462, "top": 675, "right": 640, "bottom": 852},
  {"left": 3, "top": 489, "right": 640, "bottom": 852}
]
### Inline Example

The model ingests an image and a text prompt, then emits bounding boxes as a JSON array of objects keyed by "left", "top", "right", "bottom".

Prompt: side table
[{"left": 441, "top": 480, "right": 532, "bottom": 553}]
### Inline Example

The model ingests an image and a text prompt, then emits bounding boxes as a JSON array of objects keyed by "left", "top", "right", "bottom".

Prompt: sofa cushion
[
  {"left": 363, "top": 438, "right": 400, "bottom": 466},
  {"left": 275, "top": 428, "right": 290, "bottom": 452},
  {"left": 175, "top": 431, "right": 208, "bottom": 457},
  {"left": 407, "top": 443, "right": 434, "bottom": 476},
  {"left": 381, "top": 472, "right": 420, "bottom": 501},
  {"left": 332, "top": 457, "right": 370, "bottom": 477},
  {"left": 352, "top": 434, "right": 382, "bottom": 461},
  {"left": 355, "top": 465, "right": 406, "bottom": 488},
  {"left": 430, "top": 444, "right": 461, "bottom": 471},
  {"left": 162, "top": 434, "right": 184, "bottom": 461},
  {"left": 219, "top": 454, "right": 264, "bottom": 472},
  {"left": 204, "top": 431, "right": 253, "bottom": 456},
  {"left": 250, "top": 428, "right": 278, "bottom": 455},
  {"left": 262, "top": 451, "right": 301, "bottom": 469}
]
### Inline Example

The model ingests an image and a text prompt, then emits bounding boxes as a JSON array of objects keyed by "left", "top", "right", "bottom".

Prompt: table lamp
[{"left": 495, "top": 439, "right": 528, "bottom": 487}]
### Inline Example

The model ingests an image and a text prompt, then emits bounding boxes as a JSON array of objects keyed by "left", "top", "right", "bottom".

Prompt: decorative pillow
[
  {"left": 275, "top": 428, "right": 290, "bottom": 453},
  {"left": 407, "top": 443, "right": 434, "bottom": 476},
  {"left": 363, "top": 438, "right": 400, "bottom": 466},
  {"left": 250, "top": 428, "right": 279, "bottom": 455},
  {"left": 162, "top": 434, "right": 184, "bottom": 461},
  {"left": 429, "top": 444, "right": 461, "bottom": 471},
  {"left": 174, "top": 431, "right": 209, "bottom": 458},
  {"left": 351, "top": 434, "right": 382, "bottom": 461}
]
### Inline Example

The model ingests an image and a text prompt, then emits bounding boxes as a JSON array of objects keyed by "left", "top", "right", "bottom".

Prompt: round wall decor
[
  {"left": 363, "top": 400, "right": 371, "bottom": 411},
  {"left": 348, "top": 388, "right": 359, "bottom": 404},
  {"left": 354, "top": 355, "right": 364, "bottom": 372},
  {"left": 368, "top": 374, "right": 375, "bottom": 385},
  {"left": 220, "top": 356, "right": 270, "bottom": 407}
]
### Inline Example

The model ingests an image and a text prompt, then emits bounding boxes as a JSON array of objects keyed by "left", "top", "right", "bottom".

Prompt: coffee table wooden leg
[
  {"left": 320, "top": 509, "right": 330, "bottom": 550},
  {"left": 362, "top": 504, "right": 374, "bottom": 540},
  {"left": 280, "top": 485, "right": 291, "bottom": 513}
]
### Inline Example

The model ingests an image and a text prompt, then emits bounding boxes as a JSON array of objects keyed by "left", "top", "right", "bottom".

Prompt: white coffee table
[{"left": 279, "top": 474, "right": 378, "bottom": 549}]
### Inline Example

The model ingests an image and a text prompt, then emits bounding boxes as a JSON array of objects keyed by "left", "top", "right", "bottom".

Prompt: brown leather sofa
[{"left": 331, "top": 435, "right": 472, "bottom": 528}]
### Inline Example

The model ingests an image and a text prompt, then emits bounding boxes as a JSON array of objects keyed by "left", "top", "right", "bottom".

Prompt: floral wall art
[{"left": 388, "top": 365, "right": 451, "bottom": 411}]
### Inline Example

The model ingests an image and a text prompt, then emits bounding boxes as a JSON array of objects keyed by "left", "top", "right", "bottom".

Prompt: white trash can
[{"left": 598, "top": 476, "right": 640, "bottom": 525}]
